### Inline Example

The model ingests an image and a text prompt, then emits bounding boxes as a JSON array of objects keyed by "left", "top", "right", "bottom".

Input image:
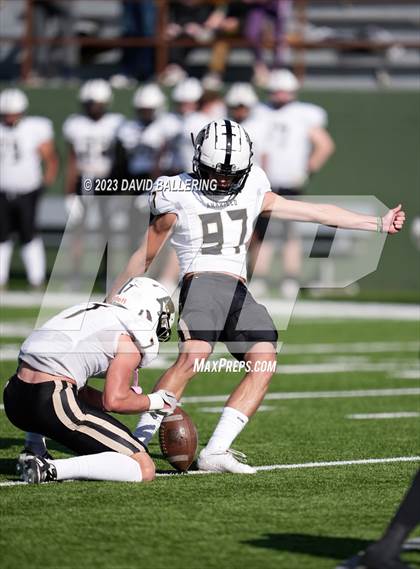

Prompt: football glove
[{"left": 147, "top": 389, "right": 177, "bottom": 416}]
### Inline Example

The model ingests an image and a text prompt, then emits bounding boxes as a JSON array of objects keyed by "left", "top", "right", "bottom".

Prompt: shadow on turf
[{"left": 243, "top": 533, "right": 370, "bottom": 560}]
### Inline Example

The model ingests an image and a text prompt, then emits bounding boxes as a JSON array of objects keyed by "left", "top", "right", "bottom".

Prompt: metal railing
[{"left": 1, "top": 0, "right": 419, "bottom": 81}]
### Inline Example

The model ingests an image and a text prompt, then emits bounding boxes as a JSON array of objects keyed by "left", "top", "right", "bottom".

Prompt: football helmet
[
  {"left": 79, "top": 79, "right": 113, "bottom": 104},
  {"left": 267, "top": 69, "right": 300, "bottom": 93},
  {"left": 172, "top": 77, "right": 203, "bottom": 104},
  {"left": 225, "top": 83, "right": 258, "bottom": 108},
  {"left": 111, "top": 277, "right": 175, "bottom": 342},
  {"left": 192, "top": 119, "right": 253, "bottom": 204},
  {"left": 0, "top": 88, "right": 28, "bottom": 115},
  {"left": 133, "top": 83, "right": 165, "bottom": 110}
]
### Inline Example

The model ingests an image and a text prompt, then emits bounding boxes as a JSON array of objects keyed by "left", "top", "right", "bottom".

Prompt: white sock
[
  {"left": 0, "top": 240, "right": 13, "bottom": 286},
  {"left": 20, "top": 237, "right": 46, "bottom": 286},
  {"left": 51, "top": 452, "right": 142, "bottom": 482},
  {"left": 205, "top": 406, "right": 249, "bottom": 454},
  {"left": 24, "top": 432, "right": 47, "bottom": 455},
  {"left": 133, "top": 411, "right": 164, "bottom": 446}
]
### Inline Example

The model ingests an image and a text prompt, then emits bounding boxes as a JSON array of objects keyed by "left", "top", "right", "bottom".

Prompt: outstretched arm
[
  {"left": 106, "top": 212, "right": 177, "bottom": 301},
  {"left": 261, "top": 192, "right": 406, "bottom": 234}
]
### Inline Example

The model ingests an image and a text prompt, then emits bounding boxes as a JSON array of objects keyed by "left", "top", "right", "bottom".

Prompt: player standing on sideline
[
  {"left": 225, "top": 82, "right": 270, "bottom": 167},
  {"left": 4, "top": 278, "right": 177, "bottom": 484},
  {"left": 107, "top": 119, "right": 405, "bottom": 474},
  {"left": 0, "top": 88, "right": 58, "bottom": 290},
  {"left": 63, "top": 79, "right": 123, "bottom": 283},
  {"left": 250, "top": 69, "right": 336, "bottom": 297}
]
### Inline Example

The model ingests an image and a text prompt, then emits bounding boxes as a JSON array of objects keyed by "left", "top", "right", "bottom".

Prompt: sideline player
[
  {"left": 0, "top": 88, "right": 58, "bottom": 289},
  {"left": 63, "top": 79, "right": 123, "bottom": 283},
  {"left": 251, "top": 69, "right": 336, "bottom": 296},
  {"left": 108, "top": 119, "right": 405, "bottom": 474},
  {"left": 4, "top": 278, "right": 176, "bottom": 484}
]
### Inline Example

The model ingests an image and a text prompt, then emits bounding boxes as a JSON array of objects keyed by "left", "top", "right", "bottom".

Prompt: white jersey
[
  {"left": 19, "top": 302, "right": 159, "bottom": 389},
  {"left": 117, "top": 114, "right": 178, "bottom": 176},
  {"left": 63, "top": 113, "right": 124, "bottom": 179},
  {"left": 265, "top": 101, "right": 327, "bottom": 189},
  {"left": 0, "top": 116, "right": 53, "bottom": 193},
  {"left": 240, "top": 108, "right": 271, "bottom": 167},
  {"left": 150, "top": 165, "right": 271, "bottom": 280}
]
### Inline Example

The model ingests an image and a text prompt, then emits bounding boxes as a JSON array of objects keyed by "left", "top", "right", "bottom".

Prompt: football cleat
[
  {"left": 197, "top": 448, "right": 257, "bottom": 474},
  {"left": 16, "top": 448, "right": 54, "bottom": 479},
  {"left": 22, "top": 456, "right": 57, "bottom": 484},
  {"left": 362, "top": 545, "right": 413, "bottom": 569}
]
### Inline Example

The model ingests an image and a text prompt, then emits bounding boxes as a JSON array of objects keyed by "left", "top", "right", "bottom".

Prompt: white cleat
[{"left": 197, "top": 448, "right": 257, "bottom": 474}]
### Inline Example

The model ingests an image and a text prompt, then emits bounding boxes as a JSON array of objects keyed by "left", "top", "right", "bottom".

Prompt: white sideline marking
[
  {"left": 200, "top": 405, "right": 275, "bottom": 413},
  {"left": 1, "top": 292, "right": 418, "bottom": 320},
  {"left": 1, "top": 456, "right": 419, "bottom": 486},
  {"left": 182, "top": 387, "right": 420, "bottom": 404},
  {"left": 1, "top": 388, "right": 419, "bottom": 413},
  {"left": 157, "top": 456, "right": 420, "bottom": 477},
  {"left": 347, "top": 412, "right": 420, "bottom": 420}
]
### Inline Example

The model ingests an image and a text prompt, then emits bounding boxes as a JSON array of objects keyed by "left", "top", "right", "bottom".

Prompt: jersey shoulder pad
[
  {"left": 24, "top": 116, "right": 54, "bottom": 144},
  {"left": 62, "top": 114, "right": 83, "bottom": 140},
  {"left": 149, "top": 175, "right": 182, "bottom": 216},
  {"left": 297, "top": 102, "right": 328, "bottom": 128}
]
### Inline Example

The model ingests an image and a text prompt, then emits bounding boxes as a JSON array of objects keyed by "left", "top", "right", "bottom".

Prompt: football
[{"left": 159, "top": 407, "right": 198, "bottom": 472}]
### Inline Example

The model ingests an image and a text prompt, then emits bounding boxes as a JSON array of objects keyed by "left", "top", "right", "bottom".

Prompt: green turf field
[{"left": 0, "top": 304, "right": 419, "bottom": 569}]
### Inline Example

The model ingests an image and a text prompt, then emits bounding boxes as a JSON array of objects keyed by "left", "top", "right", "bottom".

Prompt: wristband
[{"left": 147, "top": 392, "right": 164, "bottom": 411}]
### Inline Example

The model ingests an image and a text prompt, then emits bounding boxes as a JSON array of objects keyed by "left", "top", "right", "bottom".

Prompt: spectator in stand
[
  {"left": 244, "top": 0, "right": 293, "bottom": 86},
  {"left": 120, "top": 0, "right": 157, "bottom": 81}
]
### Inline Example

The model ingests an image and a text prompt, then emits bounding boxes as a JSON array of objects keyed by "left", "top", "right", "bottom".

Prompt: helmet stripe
[{"left": 223, "top": 119, "right": 232, "bottom": 167}]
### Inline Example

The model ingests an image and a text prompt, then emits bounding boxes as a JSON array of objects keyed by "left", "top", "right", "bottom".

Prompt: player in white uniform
[
  {"left": 4, "top": 278, "right": 177, "bottom": 484},
  {"left": 62, "top": 80, "right": 124, "bottom": 284},
  {"left": 225, "top": 82, "right": 270, "bottom": 166},
  {"left": 163, "top": 77, "right": 204, "bottom": 175},
  {"left": 0, "top": 89, "right": 58, "bottom": 289},
  {"left": 251, "top": 69, "right": 336, "bottom": 296},
  {"left": 108, "top": 119, "right": 405, "bottom": 474}
]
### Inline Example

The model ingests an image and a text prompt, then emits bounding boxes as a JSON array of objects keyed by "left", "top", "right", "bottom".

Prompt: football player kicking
[
  {"left": 3, "top": 278, "right": 177, "bottom": 484},
  {"left": 108, "top": 119, "right": 405, "bottom": 474}
]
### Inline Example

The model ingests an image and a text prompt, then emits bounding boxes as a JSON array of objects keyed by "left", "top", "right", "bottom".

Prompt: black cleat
[
  {"left": 362, "top": 545, "right": 412, "bottom": 569},
  {"left": 23, "top": 456, "right": 57, "bottom": 484},
  {"left": 16, "top": 448, "right": 54, "bottom": 479}
]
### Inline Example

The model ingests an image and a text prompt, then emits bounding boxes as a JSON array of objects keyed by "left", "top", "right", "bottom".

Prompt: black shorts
[
  {"left": 254, "top": 187, "right": 303, "bottom": 241},
  {"left": 3, "top": 375, "right": 145, "bottom": 456},
  {"left": 0, "top": 188, "right": 43, "bottom": 244},
  {"left": 178, "top": 273, "right": 278, "bottom": 360}
]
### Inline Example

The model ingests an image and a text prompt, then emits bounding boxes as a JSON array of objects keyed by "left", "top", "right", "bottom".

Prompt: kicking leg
[{"left": 198, "top": 342, "right": 276, "bottom": 474}]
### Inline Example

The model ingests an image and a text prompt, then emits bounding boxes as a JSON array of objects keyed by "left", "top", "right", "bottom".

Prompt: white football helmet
[
  {"left": 172, "top": 77, "right": 203, "bottom": 103},
  {"left": 0, "top": 88, "right": 28, "bottom": 115},
  {"left": 111, "top": 277, "right": 175, "bottom": 342},
  {"left": 133, "top": 83, "right": 166, "bottom": 110},
  {"left": 79, "top": 79, "right": 113, "bottom": 104},
  {"left": 193, "top": 119, "right": 253, "bottom": 204},
  {"left": 267, "top": 69, "right": 300, "bottom": 93},
  {"left": 225, "top": 83, "right": 258, "bottom": 108}
]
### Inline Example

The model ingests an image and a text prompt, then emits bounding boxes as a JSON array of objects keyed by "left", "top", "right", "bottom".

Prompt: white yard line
[
  {"left": 347, "top": 412, "right": 420, "bottom": 420},
  {"left": 200, "top": 405, "right": 275, "bottom": 413},
  {"left": 1, "top": 456, "right": 418, "bottom": 486},
  {"left": 1, "top": 292, "right": 419, "bottom": 320},
  {"left": 182, "top": 387, "right": 420, "bottom": 404}
]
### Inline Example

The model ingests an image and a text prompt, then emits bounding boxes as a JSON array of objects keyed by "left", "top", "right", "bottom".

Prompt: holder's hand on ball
[{"left": 148, "top": 390, "right": 178, "bottom": 416}]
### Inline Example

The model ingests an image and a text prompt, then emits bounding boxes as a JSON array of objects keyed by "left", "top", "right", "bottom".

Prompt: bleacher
[{"left": 0, "top": 1, "right": 418, "bottom": 88}]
